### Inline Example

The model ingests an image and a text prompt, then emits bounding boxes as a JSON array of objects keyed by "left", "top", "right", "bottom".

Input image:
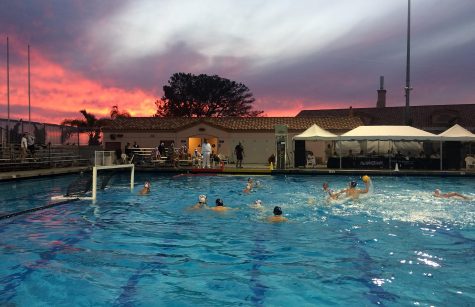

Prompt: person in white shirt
[
  {"left": 20, "top": 133, "right": 28, "bottom": 161},
  {"left": 201, "top": 139, "right": 212, "bottom": 168}
]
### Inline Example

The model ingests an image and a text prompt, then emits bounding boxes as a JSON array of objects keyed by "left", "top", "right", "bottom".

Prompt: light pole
[{"left": 404, "top": 0, "right": 412, "bottom": 125}]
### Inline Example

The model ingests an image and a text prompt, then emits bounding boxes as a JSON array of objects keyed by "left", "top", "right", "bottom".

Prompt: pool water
[{"left": 1, "top": 173, "right": 474, "bottom": 306}]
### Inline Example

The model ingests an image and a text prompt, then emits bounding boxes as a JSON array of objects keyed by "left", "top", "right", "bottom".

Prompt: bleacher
[{"left": 0, "top": 144, "right": 91, "bottom": 172}]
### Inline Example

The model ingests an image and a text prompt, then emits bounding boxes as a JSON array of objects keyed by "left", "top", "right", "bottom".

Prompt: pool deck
[{"left": 1, "top": 164, "right": 475, "bottom": 181}]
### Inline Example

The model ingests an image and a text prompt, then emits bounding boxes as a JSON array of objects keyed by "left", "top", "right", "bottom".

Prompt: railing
[{"left": 0, "top": 144, "right": 92, "bottom": 172}]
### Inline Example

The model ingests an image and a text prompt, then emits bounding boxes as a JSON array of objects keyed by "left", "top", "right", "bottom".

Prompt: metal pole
[
  {"left": 28, "top": 44, "right": 31, "bottom": 123},
  {"left": 131, "top": 165, "right": 135, "bottom": 191},
  {"left": 92, "top": 166, "right": 97, "bottom": 200},
  {"left": 6, "top": 37, "right": 10, "bottom": 143},
  {"left": 404, "top": 0, "right": 412, "bottom": 125},
  {"left": 440, "top": 140, "right": 443, "bottom": 171},
  {"left": 339, "top": 138, "right": 342, "bottom": 169}
]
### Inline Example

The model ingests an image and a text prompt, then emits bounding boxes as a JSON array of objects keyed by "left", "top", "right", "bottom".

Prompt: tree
[
  {"left": 62, "top": 110, "right": 109, "bottom": 145},
  {"left": 155, "top": 73, "right": 263, "bottom": 117},
  {"left": 110, "top": 105, "right": 131, "bottom": 119}
]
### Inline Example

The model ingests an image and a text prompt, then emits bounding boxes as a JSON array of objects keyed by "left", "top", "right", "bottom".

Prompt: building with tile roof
[
  {"left": 297, "top": 104, "right": 475, "bottom": 133},
  {"left": 102, "top": 116, "right": 363, "bottom": 165}
]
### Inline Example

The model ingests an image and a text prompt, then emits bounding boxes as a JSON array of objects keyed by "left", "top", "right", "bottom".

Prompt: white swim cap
[
  {"left": 255, "top": 200, "right": 262, "bottom": 205},
  {"left": 144, "top": 182, "right": 150, "bottom": 188},
  {"left": 199, "top": 195, "right": 207, "bottom": 203}
]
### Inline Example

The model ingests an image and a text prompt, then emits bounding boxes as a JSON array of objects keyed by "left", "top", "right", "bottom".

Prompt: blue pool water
[{"left": 0, "top": 173, "right": 474, "bottom": 306}]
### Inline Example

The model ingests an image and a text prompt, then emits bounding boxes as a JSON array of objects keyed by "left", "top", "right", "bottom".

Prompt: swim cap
[
  {"left": 216, "top": 198, "right": 224, "bottom": 206},
  {"left": 273, "top": 206, "right": 282, "bottom": 216},
  {"left": 350, "top": 181, "right": 357, "bottom": 188},
  {"left": 248, "top": 177, "right": 253, "bottom": 182},
  {"left": 362, "top": 175, "right": 370, "bottom": 183},
  {"left": 255, "top": 200, "right": 262, "bottom": 205},
  {"left": 144, "top": 182, "right": 150, "bottom": 188},
  {"left": 322, "top": 182, "right": 329, "bottom": 190},
  {"left": 199, "top": 195, "right": 207, "bottom": 203}
]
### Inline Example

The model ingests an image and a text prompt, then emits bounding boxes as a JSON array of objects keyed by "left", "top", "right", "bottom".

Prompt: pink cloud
[{"left": 0, "top": 45, "right": 157, "bottom": 124}]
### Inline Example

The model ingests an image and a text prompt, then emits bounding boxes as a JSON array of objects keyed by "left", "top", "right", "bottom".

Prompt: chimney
[{"left": 376, "top": 76, "right": 387, "bottom": 108}]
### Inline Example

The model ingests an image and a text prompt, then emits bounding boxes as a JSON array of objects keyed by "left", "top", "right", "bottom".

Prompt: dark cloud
[{"left": 1, "top": 0, "right": 474, "bottom": 118}]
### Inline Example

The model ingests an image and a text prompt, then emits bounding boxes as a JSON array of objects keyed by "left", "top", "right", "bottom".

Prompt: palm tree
[
  {"left": 62, "top": 110, "right": 109, "bottom": 145},
  {"left": 110, "top": 105, "right": 131, "bottom": 119}
]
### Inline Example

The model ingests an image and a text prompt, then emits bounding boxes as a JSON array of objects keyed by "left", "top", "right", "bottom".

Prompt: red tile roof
[
  {"left": 103, "top": 116, "right": 363, "bottom": 133},
  {"left": 297, "top": 104, "right": 475, "bottom": 132}
]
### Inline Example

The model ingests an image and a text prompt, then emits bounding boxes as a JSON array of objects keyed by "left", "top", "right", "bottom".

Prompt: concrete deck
[{"left": 1, "top": 164, "right": 474, "bottom": 181}]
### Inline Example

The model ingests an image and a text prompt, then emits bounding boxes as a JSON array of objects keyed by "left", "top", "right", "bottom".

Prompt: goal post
[{"left": 92, "top": 151, "right": 134, "bottom": 200}]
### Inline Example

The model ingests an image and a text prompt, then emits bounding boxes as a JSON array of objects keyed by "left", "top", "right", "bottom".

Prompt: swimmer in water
[
  {"left": 209, "top": 198, "right": 233, "bottom": 212},
  {"left": 433, "top": 189, "right": 471, "bottom": 200},
  {"left": 342, "top": 179, "right": 370, "bottom": 199},
  {"left": 250, "top": 199, "right": 264, "bottom": 209},
  {"left": 267, "top": 206, "right": 288, "bottom": 223},
  {"left": 322, "top": 182, "right": 343, "bottom": 200},
  {"left": 139, "top": 181, "right": 151, "bottom": 195},
  {"left": 191, "top": 194, "right": 209, "bottom": 209},
  {"left": 243, "top": 177, "right": 254, "bottom": 193}
]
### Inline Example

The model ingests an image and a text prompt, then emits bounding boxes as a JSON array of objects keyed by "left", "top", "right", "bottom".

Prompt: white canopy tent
[
  {"left": 339, "top": 125, "right": 439, "bottom": 141},
  {"left": 293, "top": 124, "right": 339, "bottom": 140},
  {"left": 336, "top": 126, "right": 440, "bottom": 169},
  {"left": 438, "top": 124, "right": 475, "bottom": 169},
  {"left": 438, "top": 124, "right": 475, "bottom": 141}
]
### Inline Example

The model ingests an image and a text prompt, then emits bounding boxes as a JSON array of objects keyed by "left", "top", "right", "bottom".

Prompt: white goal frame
[{"left": 92, "top": 151, "right": 134, "bottom": 200}]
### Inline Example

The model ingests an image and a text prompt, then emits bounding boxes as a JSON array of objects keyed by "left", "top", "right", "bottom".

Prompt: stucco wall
[{"left": 103, "top": 127, "right": 305, "bottom": 165}]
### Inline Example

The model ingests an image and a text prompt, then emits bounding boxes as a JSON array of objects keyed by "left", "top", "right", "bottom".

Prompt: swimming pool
[{"left": 1, "top": 173, "right": 474, "bottom": 306}]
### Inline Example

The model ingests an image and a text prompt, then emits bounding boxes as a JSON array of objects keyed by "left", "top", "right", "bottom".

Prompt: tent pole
[
  {"left": 439, "top": 140, "right": 443, "bottom": 171},
  {"left": 339, "top": 138, "right": 342, "bottom": 169}
]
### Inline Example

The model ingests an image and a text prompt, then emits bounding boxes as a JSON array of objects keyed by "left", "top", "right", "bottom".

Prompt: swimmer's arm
[{"left": 361, "top": 182, "right": 370, "bottom": 194}]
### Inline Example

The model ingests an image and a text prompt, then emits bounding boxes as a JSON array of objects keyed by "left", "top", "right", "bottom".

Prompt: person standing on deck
[
  {"left": 234, "top": 142, "right": 244, "bottom": 168},
  {"left": 20, "top": 133, "right": 28, "bottom": 161},
  {"left": 201, "top": 139, "right": 212, "bottom": 168}
]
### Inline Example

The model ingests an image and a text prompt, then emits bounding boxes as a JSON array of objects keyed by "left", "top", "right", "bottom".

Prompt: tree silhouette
[
  {"left": 62, "top": 110, "right": 109, "bottom": 145},
  {"left": 155, "top": 73, "right": 263, "bottom": 117},
  {"left": 110, "top": 105, "right": 131, "bottom": 119}
]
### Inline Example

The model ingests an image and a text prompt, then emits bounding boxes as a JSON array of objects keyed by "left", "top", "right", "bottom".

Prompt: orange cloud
[{"left": 0, "top": 47, "right": 157, "bottom": 124}]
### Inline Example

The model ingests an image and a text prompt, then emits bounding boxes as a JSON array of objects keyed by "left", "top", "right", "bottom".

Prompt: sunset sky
[{"left": 1, "top": 0, "right": 474, "bottom": 124}]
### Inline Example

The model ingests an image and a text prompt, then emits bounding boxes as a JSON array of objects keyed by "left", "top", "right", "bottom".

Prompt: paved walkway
[
  {"left": 0, "top": 166, "right": 90, "bottom": 181},
  {"left": 1, "top": 164, "right": 474, "bottom": 181}
]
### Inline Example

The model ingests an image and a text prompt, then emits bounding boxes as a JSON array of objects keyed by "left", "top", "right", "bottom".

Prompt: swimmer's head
[
  {"left": 273, "top": 206, "right": 283, "bottom": 216},
  {"left": 248, "top": 177, "right": 253, "bottom": 183},
  {"left": 350, "top": 181, "right": 357, "bottom": 188},
  {"left": 322, "top": 182, "right": 329, "bottom": 190},
  {"left": 434, "top": 189, "right": 441, "bottom": 195},
  {"left": 144, "top": 181, "right": 151, "bottom": 189},
  {"left": 198, "top": 194, "right": 207, "bottom": 203},
  {"left": 215, "top": 198, "right": 224, "bottom": 206},
  {"left": 254, "top": 200, "right": 262, "bottom": 206}
]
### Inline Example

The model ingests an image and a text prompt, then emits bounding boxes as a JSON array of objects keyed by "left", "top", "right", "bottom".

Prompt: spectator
[
  {"left": 26, "top": 133, "right": 36, "bottom": 157},
  {"left": 20, "top": 133, "right": 28, "bottom": 161},
  {"left": 158, "top": 142, "right": 166, "bottom": 156},
  {"left": 125, "top": 142, "right": 131, "bottom": 157},
  {"left": 234, "top": 142, "right": 244, "bottom": 168},
  {"left": 268, "top": 154, "right": 276, "bottom": 165},
  {"left": 201, "top": 139, "right": 212, "bottom": 168}
]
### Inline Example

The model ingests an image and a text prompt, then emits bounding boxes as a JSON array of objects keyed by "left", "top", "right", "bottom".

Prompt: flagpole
[
  {"left": 404, "top": 0, "right": 412, "bottom": 125},
  {"left": 28, "top": 44, "right": 31, "bottom": 124},
  {"left": 7, "top": 37, "right": 10, "bottom": 143}
]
